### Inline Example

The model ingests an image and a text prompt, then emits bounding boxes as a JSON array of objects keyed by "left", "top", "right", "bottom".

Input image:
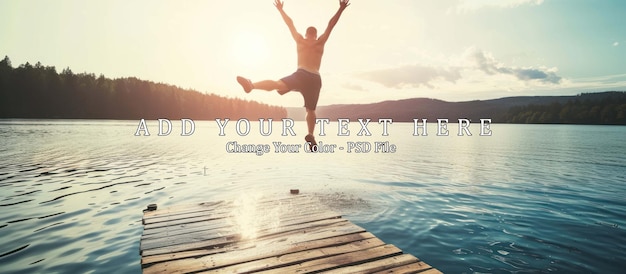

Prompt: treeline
[
  {"left": 501, "top": 92, "right": 626, "bottom": 124},
  {"left": 0, "top": 56, "right": 286, "bottom": 120}
]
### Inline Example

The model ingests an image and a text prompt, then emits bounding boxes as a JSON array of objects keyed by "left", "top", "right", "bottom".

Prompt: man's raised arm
[
  {"left": 274, "top": 0, "right": 302, "bottom": 41},
  {"left": 317, "top": 0, "right": 350, "bottom": 44}
]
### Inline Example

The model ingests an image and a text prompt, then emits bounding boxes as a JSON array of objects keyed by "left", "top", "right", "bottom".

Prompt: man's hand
[
  {"left": 339, "top": 0, "right": 350, "bottom": 10},
  {"left": 274, "top": 0, "right": 284, "bottom": 11}
]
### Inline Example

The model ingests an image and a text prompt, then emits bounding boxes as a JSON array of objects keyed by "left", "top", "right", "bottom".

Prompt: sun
[{"left": 232, "top": 31, "right": 270, "bottom": 68}]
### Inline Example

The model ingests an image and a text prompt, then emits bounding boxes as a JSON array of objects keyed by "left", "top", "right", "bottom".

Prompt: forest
[
  {"left": 0, "top": 56, "right": 286, "bottom": 120},
  {"left": 500, "top": 93, "right": 626, "bottom": 124}
]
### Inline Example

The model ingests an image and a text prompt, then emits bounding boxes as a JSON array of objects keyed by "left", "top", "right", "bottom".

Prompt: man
[{"left": 237, "top": 0, "right": 350, "bottom": 150}]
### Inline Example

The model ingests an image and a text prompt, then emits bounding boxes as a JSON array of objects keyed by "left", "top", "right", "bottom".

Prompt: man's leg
[
  {"left": 306, "top": 108, "right": 316, "bottom": 135},
  {"left": 304, "top": 108, "right": 318, "bottom": 150},
  {"left": 253, "top": 80, "right": 288, "bottom": 92},
  {"left": 237, "top": 76, "right": 288, "bottom": 93}
]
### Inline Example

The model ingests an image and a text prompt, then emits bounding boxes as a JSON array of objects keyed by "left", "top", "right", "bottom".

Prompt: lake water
[{"left": 0, "top": 119, "right": 625, "bottom": 273}]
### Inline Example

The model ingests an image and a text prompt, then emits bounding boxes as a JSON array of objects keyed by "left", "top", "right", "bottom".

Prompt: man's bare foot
[
  {"left": 305, "top": 134, "right": 318, "bottom": 152},
  {"left": 236, "top": 76, "right": 253, "bottom": 93}
]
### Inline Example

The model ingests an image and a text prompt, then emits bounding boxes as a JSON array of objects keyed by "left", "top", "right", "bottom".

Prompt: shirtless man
[{"left": 237, "top": 0, "right": 350, "bottom": 149}]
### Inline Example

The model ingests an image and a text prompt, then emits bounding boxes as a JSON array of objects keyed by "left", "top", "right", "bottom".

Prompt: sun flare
[{"left": 232, "top": 31, "right": 270, "bottom": 68}]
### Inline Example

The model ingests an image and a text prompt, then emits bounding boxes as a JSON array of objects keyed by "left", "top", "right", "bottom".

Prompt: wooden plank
[
  {"left": 142, "top": 218, "right": 232, "bottom": 238},
  {"left": 143, "top": 194, "right": 327, "bottom": 223},
  {"left": 142, "top": 231, "right": 376, "bottom": 267},
  {"left": 257, "top": 244, "right": 403, "bottom": 274},
  {"left": 141, "top": 211, "right": 342, "bottom": 251},
  {"left": 143, "top": 239, "right": 255, "bottom": 267},
  {"left": 142, "top": 222, "right": 367, "bottom": 273},
  {"left": 144, "top": 194, "right": 323, "bottom": 217},
  {"left": 373, "top": 261, "right": 441, "bottom": 274},
  {"left": 143, "top": 200, "right": 227, "bottom": 219},
  {"left": 206, "top": 237, "right": 387, "bottom": 274},
  {"left": 141, "top": 213, "right": 339, "bottom": 249},
  {"left": 142, "top": 207, "right": 341, "bottom": 239},
  {"left": 143, "top": 194, "right": 308, "bottom": 220},
  {"left": 142, "top": 229, "right": 233, "bottom": 251},
  {"left": 143, "top": 212, "right": 230, "bottom": 231},
  {"left": 141, "top": 217, "right": 350, "bottom": 257},
  {"left": 142, "top": 203, "right": 334, "bottom": 237},
  {"left": 143, "top": 208, "right": 340, "bottom": 240},
  {"left": 143, "top": 207, "right": 232, "bottom": 226},
  {"left": 142, "top": 218, "right": 362, "bottom": 257},
  {"left": 321, "top": 253, "right": 419, "bottom": 273},
  {"left": 143, "top": 197, "right": 327, "bottom": 230},
  {"left": 143, "top": 197, "right": 323, "bottom": 226}
]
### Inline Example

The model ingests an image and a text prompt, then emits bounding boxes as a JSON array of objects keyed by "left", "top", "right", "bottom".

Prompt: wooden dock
[{"left": 139, "top": 194, "right": 441, "bottom": 274}]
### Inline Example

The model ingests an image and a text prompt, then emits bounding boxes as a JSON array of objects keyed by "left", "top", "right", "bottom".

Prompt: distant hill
[{"left": 289, "top": 92, "right": 626, "bottom": 125}]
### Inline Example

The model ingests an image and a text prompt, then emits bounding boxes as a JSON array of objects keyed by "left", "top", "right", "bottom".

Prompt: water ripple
[
  {"left": 0, "top": 121, "right": 625, "bottom": 273},
  {"left": 0, "top": 244, "right": 29, "bottom": 259}
]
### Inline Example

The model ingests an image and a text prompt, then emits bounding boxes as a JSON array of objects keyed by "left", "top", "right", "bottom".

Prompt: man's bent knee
[{"left": 276, "top": 80, "right": 288, "bottom": 90}]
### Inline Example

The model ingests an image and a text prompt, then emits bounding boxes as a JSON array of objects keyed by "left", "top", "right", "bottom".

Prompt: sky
[{"left": 1, "top": 0, "right": 626, "bottom": 108}]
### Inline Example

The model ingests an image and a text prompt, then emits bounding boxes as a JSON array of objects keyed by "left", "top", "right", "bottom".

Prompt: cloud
[
  {"left": 356, "top": 48, "right": 562, "bottom": 89},
  {"left": 341, "top": 82, "right": 368, "bottom": 91},
  {"left": 467, "top": 48, "right": 562, "bottom": 84},
  {"left": 356, "top": 65, "right": 462, "bottom": 89},
  {"left": 455, "top": 0, "right": 545, "bottom": 13},
  {"left": 613, "top": 42, "right": 619, "bottom": 47}
]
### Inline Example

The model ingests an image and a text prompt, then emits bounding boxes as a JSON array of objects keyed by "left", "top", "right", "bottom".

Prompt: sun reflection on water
[{"left": 230, "top": 193, "right": 281, "bottom": 240}]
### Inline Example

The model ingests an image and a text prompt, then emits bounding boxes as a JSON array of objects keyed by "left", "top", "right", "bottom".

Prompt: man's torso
[{"left": 296, "top": 39, "right": 324, "bottom": 74}]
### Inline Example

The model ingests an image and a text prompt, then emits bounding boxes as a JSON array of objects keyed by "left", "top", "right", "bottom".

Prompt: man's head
[{"left": 305, "top": 26, "right": 317, "bottom": 39}]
